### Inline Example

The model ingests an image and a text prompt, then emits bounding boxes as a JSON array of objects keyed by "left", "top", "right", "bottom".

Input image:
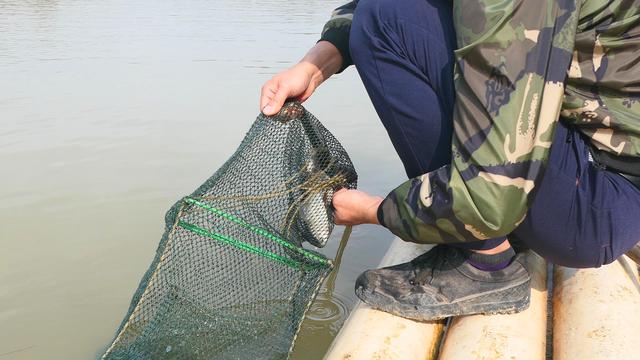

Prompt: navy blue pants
[{"left": 349, "top": 0, "right": 640, "bottom": 267}]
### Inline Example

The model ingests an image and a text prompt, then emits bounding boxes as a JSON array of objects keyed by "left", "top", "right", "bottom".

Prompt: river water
[{"left": 0, "top": 1, "right": 407, "bottom": 358}]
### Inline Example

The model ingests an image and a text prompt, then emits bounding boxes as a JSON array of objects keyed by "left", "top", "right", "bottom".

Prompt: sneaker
[{"left": 354, "top": 245, "right": 531, "bottom": 320}]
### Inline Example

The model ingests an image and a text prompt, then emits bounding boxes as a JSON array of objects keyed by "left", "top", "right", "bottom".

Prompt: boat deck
[{"left": 324, "top": 239, "right": 640, "bottom": 360}]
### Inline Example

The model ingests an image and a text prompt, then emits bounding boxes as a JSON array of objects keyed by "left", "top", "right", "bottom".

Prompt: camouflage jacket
[{"left": 320, "top": 0, "right": 640, "bottom": 244}]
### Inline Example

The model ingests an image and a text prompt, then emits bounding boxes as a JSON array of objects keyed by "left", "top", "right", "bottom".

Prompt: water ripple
[{"left": 305, "top": 287, "right": 350, "bottom": 336}]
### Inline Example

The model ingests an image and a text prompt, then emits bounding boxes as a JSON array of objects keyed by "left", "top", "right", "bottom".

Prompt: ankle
[
  {"left": 465, "top": 245, "right": 516, "bottom": 272},
  {"left": 471, "top": 239, "right": 512, "bottom": 255}
]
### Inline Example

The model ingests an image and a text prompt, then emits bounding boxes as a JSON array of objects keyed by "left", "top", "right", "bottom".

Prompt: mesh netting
[{"left": 101, "top": 102, "right": 357, "bottom": 359}]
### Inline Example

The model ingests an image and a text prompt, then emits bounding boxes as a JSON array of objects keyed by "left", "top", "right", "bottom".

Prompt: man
[{"left": 260, "top": 0, "right": 640, "bottom": 320}]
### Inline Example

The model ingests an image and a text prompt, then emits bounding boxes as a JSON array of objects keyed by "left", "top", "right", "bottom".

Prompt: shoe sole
[{"left": 355, "top": 278, "right": 531, "bottom": 321}]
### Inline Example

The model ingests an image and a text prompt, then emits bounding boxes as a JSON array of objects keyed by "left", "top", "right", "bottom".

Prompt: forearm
[
  {"left": 298, "top": 41, "right": 343, "bottom": 90},
  {"left": 318, "top": 1, "right": 357, "bottom": 73}
]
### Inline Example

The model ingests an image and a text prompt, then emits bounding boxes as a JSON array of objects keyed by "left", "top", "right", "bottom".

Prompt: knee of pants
[
  {"left": 349, "top": 0, "right": 455, "bottom": 70},
  {"left": 348, "top": 0, "right": 388, "bottom": 65},
  {"left": 349, "top": 0, "right": 428, "bottom": 63}
]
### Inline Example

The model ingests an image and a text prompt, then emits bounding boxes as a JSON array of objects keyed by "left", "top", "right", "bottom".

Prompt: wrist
[
  {"left": 294, "top": 61, "right": 322, "bottom": 89},
  {"left": 299, "top": 41, "right": 343, "bottom": 88},
  {"left": 367, "top": 197, "right": 384, "bottom": 225}
]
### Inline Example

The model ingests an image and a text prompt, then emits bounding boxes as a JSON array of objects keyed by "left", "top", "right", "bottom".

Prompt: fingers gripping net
[{"left": 102, "top": 102, "right": 358, "bottom": 359}]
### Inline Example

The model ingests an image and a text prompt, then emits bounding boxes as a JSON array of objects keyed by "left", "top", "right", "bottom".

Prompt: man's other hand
[{"left": 332, "top": 189, "right": 383, "bottom": 226}]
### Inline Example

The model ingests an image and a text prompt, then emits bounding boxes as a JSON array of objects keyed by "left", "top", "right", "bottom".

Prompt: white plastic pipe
[
  {"left": 438, "top": 251, "right": 548, "bottom": 360},
  {"left": 324, "top": 239, "right": 444, "bottom": 360},
  {"left": 553, "top": 256, "right": 640, "bottom": 359}
]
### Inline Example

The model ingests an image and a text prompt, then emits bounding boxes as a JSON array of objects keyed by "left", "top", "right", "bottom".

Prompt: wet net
[{"left": 101, "top": 102, "right": 357, "bottom": 359}]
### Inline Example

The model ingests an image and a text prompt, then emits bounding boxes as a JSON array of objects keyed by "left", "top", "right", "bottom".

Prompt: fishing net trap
[{"left": 101, "top": 102, "right": 358, "bottom": 359}]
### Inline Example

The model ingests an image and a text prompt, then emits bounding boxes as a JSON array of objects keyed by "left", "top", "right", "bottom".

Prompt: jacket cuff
[
  {"left": 376, "top": 197, "right": 387, "bottom": 227},
  {"left": 318, "top": 28, "right": 352, "bottom": 73}
]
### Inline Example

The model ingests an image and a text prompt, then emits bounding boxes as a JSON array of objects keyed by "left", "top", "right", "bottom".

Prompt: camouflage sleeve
[
  {"left": 318, "top": 1, "right": 358, "bottom": 73},
  {"left": 560, "top": 1, "right": 640, "bottom": 174},
  {"left": 378, "top": 0, "right": 582, "bottom": 244}
]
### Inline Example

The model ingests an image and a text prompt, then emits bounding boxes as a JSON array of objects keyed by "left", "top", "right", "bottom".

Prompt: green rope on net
[
  {"left": 177, "top": 221, "right": 303, "bottom": 269},
  {"left": 185, "top": 197, "right": 331, "bottom": 267}
]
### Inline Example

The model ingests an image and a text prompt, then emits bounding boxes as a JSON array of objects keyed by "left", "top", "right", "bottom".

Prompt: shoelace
[{"left": 410, "top": 246, "right": 452, "bottom": 286}]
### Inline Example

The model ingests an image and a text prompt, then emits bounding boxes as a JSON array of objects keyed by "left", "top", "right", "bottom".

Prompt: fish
[
  {"left": 282, "top": 106, "right": 348, "bottom": 248},
  {"left": 298, "top": 175, "right": 334, "bottom": 248}
]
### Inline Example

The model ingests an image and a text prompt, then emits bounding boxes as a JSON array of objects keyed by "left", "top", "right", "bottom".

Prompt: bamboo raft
[{"left": 324, "top": 238, "right": 640, "bottom": 360}]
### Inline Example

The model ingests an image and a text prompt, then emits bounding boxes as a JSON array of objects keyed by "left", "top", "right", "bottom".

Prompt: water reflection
[{"left": 305, "top": 227, "right": 352, "bottom": 336}]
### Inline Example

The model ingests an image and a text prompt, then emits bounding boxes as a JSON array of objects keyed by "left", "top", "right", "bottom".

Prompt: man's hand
[
  {"left": 332, "top": 189, "right": 384, "bottom": 226},
  {"left": 259, "top": 41, "right": 343, "bottom": 115},
  {"left": 260, "top": 63, "right": 318, "bottom": 115}
]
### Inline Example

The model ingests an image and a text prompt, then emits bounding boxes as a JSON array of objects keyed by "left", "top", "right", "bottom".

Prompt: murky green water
[{"left": 0, "top": 1, "right": 407, "bottom": 359}]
